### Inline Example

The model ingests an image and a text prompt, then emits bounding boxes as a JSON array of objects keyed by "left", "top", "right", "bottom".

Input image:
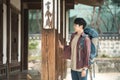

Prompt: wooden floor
[{"left": 1, "top": 70, "right": 41, "bottom": 80}]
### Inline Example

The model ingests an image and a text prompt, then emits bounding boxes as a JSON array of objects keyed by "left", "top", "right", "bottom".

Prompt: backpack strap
[
  {"left": 79, "top": 34, "right": 87, "bottom": 48},
  {"left": 78, "top": 34, "right": 88, "bottom": 61}
]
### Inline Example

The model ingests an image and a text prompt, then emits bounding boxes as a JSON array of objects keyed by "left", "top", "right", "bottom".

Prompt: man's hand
[
  {"left": 58, "top": 40, "right": 64, "bottom": 49},
  {"left": 81, "top": 70, "right": 86, "bottom": 77}
]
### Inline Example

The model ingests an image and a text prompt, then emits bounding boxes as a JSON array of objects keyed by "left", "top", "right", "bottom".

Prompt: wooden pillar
[
  {"left": 21, "top": 0, "right": 28, "bottom": 71},
  {"left": 42, "top": 0, "right": 57, "bottom": 80},
  {"left": 57, "top": 0, "right": 64, "bottom": 79},
  {"left": 6, "top": 0, "right": 10, "bottom": 79},
  {"left": 0, "top": 0, "right": 3, "bottom": 65},
  {"left": 23, "top": 9, "right": 28, "bottom": 70},
  {"left": 42, "top": 0, "right": 67, "bottom": 80},
  {"left": 42, "top": 30, "right": 56, "bottom": 80},
  {"left": 21, "top": 8, "right": 28, "bottom": 70},
  {"left": 61, "top": 0, "right": 67, "bottom": 79},
  {"left": 20, "top": 0, "right": 24, "bottom": 71},
  {"left": 11, "top": 7, "right": 19, "bottom": 63}
]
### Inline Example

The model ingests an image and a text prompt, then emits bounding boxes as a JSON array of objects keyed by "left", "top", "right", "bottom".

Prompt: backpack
[
  {"left": 80, "top": 27, "right": 99, "bottom": 64},
  {"left": 80, "top": 27, "right": 99, "bottom": 80}
]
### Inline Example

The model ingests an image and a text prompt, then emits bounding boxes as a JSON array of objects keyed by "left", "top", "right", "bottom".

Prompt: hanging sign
[{"left": 43, "top": 0, "right": 53, "bottom": 29}]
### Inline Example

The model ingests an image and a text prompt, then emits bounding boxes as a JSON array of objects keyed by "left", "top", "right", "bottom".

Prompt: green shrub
[{"left": 29, "top": 40, "right": 38, "bottom": 50}]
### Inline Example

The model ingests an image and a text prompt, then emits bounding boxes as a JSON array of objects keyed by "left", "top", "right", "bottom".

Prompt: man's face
[{"left": 73, "top": 24, "right": 83, "bottom": 32}]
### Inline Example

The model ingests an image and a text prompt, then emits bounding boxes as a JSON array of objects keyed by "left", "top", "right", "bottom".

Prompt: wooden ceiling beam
[
  {"left": 3, "top": 0, "right": 6, "bottom": 4},
  {"left": 23, "top": 0, "right": 41, "bottom": 3},
  {"left": 27, "top": 3, "right": 42, "bottom": 9},
  {"left": 74, "top": 0, "right": 104, "bottom": 6},
  {"left": 65, "top": 0, "right": 104, "bottom": 10},
  {"left": 22, "top": 0, "right": 41, "bottom": 9},
  {"left": 66, "top": 0, "right": 74, "bottom": 10}
]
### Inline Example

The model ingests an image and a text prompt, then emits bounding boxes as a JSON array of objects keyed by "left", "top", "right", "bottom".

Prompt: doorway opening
[{"left": 28, "top": 9, "right": 42, "bottom": 79}]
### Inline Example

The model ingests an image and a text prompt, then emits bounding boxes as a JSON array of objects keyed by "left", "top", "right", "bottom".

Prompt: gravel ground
[{"left": 64, "top": 68, "right": 120, "bottom": 80}]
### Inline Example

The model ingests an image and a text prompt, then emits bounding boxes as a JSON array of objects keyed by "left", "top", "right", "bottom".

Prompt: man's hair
[{"left": 74, "top": 18, "right": 87, "bottom": 29}]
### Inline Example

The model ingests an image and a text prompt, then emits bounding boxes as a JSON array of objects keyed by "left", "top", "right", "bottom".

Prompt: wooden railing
[
  {"left": 0, "top": 62, "right": 20, "bottom": 77},
  {"left": 0, "top": 64, "right": 6, "bottom": 76}
]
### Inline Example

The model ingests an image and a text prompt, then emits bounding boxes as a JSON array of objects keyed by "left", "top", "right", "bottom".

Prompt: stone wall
[
  {"left": 95, "top": 58, "right": 120, "bottom": 73},
  {"left": 29, "top": 34, "right": 120, "bottom": 73},
  {"left": 98, "top": 34, "right": 120, "bottom": 57}
]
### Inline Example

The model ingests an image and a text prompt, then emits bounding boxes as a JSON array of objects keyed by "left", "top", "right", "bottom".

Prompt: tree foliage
[
  {"left": 112, "top": 0, "right": 120, "bottom": 6},
  {"left": 29, "top": 10, "right": 42, "bottom": 34},
  {"left": 90, "top": 0, "right": 120, "bottom": 34},
  {"left": 28, "top": 40, "right": 38, "bottom": 50}
]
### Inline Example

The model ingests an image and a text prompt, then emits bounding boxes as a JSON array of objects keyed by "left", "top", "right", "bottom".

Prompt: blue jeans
[{"left": 71, "top": 69, "right": 88, "bottom": 80}]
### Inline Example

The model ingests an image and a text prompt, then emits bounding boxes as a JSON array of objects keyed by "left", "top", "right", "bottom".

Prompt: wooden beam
[
  {"left": 41, "top": 0, "right": 67, "bottom": 79},
  {"left": 10, "top": 7, "right": 19, "bottom": 63},
  {"left": 10, "top": 4, "right": 21, "bottom": 13},
  {"left": 42, "top": 30, "right": 56, "bottom": 80},
  {"left": 6, "top": 0, "right": 10, "bottom": 79},
  {"left": 3, "top": 0, "right": 6, "bottom": 4},
  {"left": 27, "top": 3, "right": 41, "bottom": 9},
  {"left": 20, "top": 0, "right": 24, "bottom": 71},
  {"left": 22, "top": 2, "right": 41, "bottom": 9},
  {"left": 23, "top": 3, "right": 28, "bottom": 9},
  {"left": 23, "top": 0, "right": 41, "bottom": 3},
  {"left": 0, "top": 0, "right": 3, "bottom": 65},
  {"left": 66, "top": 0, "right": 74, "bottom": 10},
  {"left": 74, "top": 0, "right": 104, "bottom": 6},
  {"left": 0, "top": 0, "right": 2, "bottom": 4},
  {"left": 21, "top": 0, "right": 28, "bottom": 71},
  {"left": 23, "top": 9, "right": 28, "bottom": 70}
]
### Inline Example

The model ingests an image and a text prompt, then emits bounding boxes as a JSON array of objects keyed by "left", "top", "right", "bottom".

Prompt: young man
[{"left": 59, "top": 18, "right": 91, "bottom": 80}]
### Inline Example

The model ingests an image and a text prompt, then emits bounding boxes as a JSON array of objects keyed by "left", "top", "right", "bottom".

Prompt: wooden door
[{"left": 11, "top": 9, "right": 19, "bottom": 63}]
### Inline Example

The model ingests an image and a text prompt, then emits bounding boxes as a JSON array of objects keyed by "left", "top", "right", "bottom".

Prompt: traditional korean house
[{"left": 1, "top": 0, "right": 119, "bottom": 80}]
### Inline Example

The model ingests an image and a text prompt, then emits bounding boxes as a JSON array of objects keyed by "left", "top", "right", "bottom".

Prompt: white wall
[
  {"left": 3, "top": 0, "right": 21, "bottom": 63},
  {"left": 18, "top": 14, "right": 21, "bottom": 62},
  {"left": 3, "top": 4, "right": 7, "bottom": 64},
  {"left": 66, "top": 11, "right": 69, "bottom": 45}
]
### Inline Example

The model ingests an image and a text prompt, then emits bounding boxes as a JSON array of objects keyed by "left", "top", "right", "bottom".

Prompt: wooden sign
[{"left": 43, "top": 0, "right": 53, "bottom": 29}]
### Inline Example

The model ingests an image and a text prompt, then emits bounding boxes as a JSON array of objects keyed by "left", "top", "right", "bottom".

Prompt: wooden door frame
[{"left": 0, "top": 0, "right": 3, "bottom": 65}]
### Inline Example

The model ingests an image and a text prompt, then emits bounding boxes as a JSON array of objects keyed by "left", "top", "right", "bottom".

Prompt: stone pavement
[{"left": 64, "top": 68, "right": 120, "bottom": 80}]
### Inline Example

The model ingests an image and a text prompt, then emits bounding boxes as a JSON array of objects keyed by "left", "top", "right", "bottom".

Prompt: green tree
[{"left": 29, "top": 10, "right": 42, "bottom": 34}]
